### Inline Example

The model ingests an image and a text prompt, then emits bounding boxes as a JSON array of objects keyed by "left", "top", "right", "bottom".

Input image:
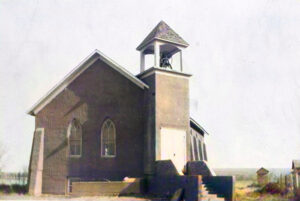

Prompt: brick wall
[
  {"left": 32, "top": 59, "right": 145, "bottom": 194},
  {"left": 71, "top": 179, "right": 144, "bottom": 196},
  {"left": 138, "top": 68, "right": 191, "bottom": 175}
]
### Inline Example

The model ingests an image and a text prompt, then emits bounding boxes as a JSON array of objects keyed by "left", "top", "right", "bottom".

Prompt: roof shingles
[{"left": 137, "top": 21, "right": 189, "bottom": 50}]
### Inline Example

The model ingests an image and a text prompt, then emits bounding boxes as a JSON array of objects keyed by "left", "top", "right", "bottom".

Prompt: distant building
[
  {"left": 292, "top": 160, "right": 300, "bottom": 191},
  {"left": 257, "top": 167, "right": 269, "bottom": 186}
]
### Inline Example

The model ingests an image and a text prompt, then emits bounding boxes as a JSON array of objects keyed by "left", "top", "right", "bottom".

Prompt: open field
[
  {"left": 215, "top": 168, "right": 291, "bottom": 181},
  {"left": 235, "top": 180, "right": 291, "bottom": 201},
  {"left": 215, "top": 168, "right": 295, "bottom": 200}
]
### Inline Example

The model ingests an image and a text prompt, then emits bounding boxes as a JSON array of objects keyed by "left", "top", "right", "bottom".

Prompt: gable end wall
[{"left": 31, "top": 59, "right": 145, "bottom": 194}]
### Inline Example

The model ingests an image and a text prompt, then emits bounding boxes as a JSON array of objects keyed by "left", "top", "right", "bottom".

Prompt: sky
[{"left": 1, "top": 0, "right": 300, "bottom": 172}]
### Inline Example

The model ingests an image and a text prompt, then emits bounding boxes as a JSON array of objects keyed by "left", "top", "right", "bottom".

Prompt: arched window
[
  {"left": 68, "top": 119, "right": 82, "bottom": 157},
  {"left": 198, "top": 139, "right": 203, "bottom": 161},
  {"left": 193, "top": 136, "right": 199, "bottom": 161},
  {"left": 203, "top": 143, "right": 208, "bottom": 161},
  {"left": 101, "top": 119, "right": 116, "bottom": 157}
]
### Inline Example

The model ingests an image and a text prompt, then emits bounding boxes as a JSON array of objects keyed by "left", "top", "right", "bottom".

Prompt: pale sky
[{"left": 1, "top": 0, "right": 300, "bottom": 172}]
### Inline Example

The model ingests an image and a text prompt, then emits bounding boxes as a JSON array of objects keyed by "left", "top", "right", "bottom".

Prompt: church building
[{"left": 27, "top": 21, "right": 233, "bottom": 200}]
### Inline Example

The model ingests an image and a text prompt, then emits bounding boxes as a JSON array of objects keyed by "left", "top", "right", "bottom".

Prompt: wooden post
[
  {"left": 296, "top": 172, "right": 299, "bottom": 189},
  {"left": 140, "top": 52, "right": 145, "bottom": 72},
  {"left": 180, "top": 50, "right": 183, "bottom": 72},
  {"left": 154, "top": 42, "right": 160, "bottom": 68}
]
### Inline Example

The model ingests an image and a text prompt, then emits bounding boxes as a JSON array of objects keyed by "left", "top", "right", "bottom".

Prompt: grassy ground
[
  {"left": 0, "top": 194, "right": 167, "bottom": 201},
  {"left": 235, "top": 180, "right": 291, "bottom": 201}
]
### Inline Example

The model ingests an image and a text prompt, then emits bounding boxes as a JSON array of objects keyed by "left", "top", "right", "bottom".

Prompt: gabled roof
[
  {"left": 292, "top": 160, "right": 300, "bottom": 169},
  {"left": 256, "top": 167, "right": 269, "bottom": 175},
  {"left": 190, "top": 117, "right": 209, "bottom": 135},
  {"left": 136, "top": 21, "right": 189, "bottom": 51},
  {"left": 27, "top": 49, "right": 149, "bottom": 116}
]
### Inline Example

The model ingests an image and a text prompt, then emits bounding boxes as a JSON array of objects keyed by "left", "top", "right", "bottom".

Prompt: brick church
[{"left": 27, "top": 21, "right": 233, "bottom": 200}]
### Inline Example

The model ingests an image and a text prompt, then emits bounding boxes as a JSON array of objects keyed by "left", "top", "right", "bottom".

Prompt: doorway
[{"left": 160, "top": 127, "right": 186, "bottom": 174}]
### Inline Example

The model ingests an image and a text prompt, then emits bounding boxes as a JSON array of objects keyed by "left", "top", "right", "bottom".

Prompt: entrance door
[{"left": 160, "top": 127, "right": 186, "bottom": 174}]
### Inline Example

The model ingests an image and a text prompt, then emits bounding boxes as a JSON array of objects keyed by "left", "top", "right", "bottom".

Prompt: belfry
[{"left": 137, "top": 20, "right": 189, "bottom": 72}]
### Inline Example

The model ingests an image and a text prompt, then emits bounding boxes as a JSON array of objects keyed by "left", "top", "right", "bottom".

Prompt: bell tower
[
  {"left": 137, "top": 21, "right": 192, "bottom": 176},
  {"left": 137, "top": 20, "right": 189, "bottom": 73}
]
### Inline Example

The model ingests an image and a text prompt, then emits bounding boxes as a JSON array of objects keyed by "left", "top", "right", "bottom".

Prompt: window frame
[
  {"left": 67, "top": 119, "right": 82, "bottom": 158},
  {"left": 190, "top": 128, "right": 206, "bottom": 161},
  {"left": 190, "top": 130, "right": 195, "bottom": 161},
  {"left": 100, "top": 119, "right": 116, "bottom": 158},
  {"left": 198, "top": 138, "right": 204, "bottom": 161},
  {"left": 193, "top": 136, "right": 199, "bottom": 161}
]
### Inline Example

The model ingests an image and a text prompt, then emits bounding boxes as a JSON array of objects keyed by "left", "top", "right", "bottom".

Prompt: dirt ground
[{"left": 0, "top": 194, "right": 167, "bottom": 201}]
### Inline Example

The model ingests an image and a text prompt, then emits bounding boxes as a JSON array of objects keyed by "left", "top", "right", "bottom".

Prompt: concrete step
[
  {"left": 198, "top": 184, "right": 225, "bottom": 201},
  {"left": 200, "top": 193, "right": 224, "bottom": 201},
  {"left": 201, "top": 197, "right": 225, "bottom": 201},
  {"left": 201, "top": 193, "right": 217, "bottom": 198},
  {"left": 198, "top": 188, "right": 208, "bottom": 194},
  {"left": 199, "top": 197, "right": 225, "bottom": 201}
]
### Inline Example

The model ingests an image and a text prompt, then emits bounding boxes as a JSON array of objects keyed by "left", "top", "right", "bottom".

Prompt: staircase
[
  {"left": 198, "top": 183, "right": 225, "bottom": 201},
  {"left": 186, "top": 161, "right": 234, "bottom": 201}
]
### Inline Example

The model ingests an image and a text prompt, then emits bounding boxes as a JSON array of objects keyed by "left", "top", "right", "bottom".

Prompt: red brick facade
[{"left": 32, "top": 59, "right": 145, "bottom": 194}]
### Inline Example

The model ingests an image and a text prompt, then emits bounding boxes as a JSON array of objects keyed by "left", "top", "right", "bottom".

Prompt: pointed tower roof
[
  {"left": 256, "top": 167, "right": 269, "bottom": 175},
  {"left": 136, "top": 21, "right": 189, "bottom": 50}
]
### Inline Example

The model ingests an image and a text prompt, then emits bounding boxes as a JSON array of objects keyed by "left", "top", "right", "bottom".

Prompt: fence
[{"left": 0, "top": 172, "right": 28, "bottom": 185}]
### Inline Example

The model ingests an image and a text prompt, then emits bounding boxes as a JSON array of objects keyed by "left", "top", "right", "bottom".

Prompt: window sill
[
  {"left": 69, "top": 155, "right": 81, "bottom": 158},
  {"left": 101, "top": 155, "right": 116, "bottom": 158}
]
